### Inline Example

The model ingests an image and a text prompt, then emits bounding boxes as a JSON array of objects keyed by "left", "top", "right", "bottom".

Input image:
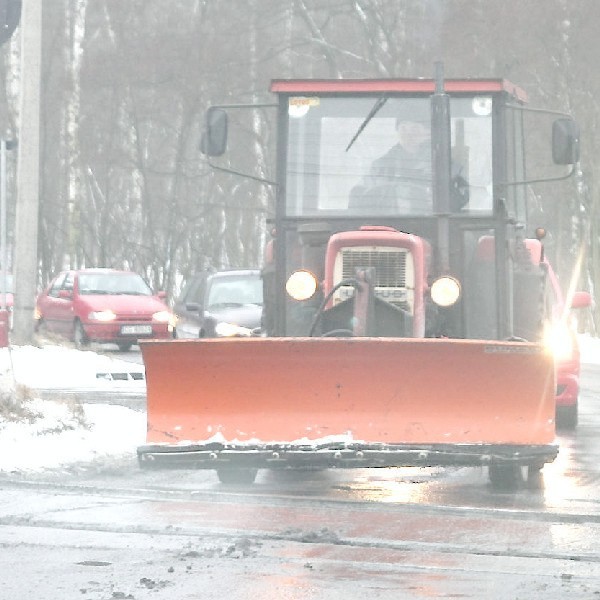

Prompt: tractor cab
[{"left": 253, "top": 78, "right": 579, "bottom": 343}]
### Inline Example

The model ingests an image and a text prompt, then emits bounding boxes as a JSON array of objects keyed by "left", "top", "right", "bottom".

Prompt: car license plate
[{"left": 120, "top": 325, "right": 153, "bottom": 335}]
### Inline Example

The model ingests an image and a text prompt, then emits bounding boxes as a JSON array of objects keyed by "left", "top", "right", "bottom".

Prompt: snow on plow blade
[{"left": 138, "top": 337, "right": 557, "bottom": 470}]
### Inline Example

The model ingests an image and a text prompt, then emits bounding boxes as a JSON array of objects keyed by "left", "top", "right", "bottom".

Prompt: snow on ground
[
  {"left": 0, "top": 336, "right": 598, "bottom": 474},
  {"left": 0, "top": 399, "right": 145, "bottom": 472},
  {"left": 0, "top": 344, "right": 147, "bottom": 473},
  {"left": 7, "top": 344, "right": 146, "bottom": 390}
]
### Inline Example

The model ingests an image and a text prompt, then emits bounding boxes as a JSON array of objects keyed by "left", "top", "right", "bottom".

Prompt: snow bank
[{"left": 0, "top": 399, "right": 146, "bottom": 472}]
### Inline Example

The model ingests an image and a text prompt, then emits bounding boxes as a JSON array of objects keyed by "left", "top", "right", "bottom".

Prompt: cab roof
[{"left": 270, "top": 78, "right": 528, "bottom": 103}]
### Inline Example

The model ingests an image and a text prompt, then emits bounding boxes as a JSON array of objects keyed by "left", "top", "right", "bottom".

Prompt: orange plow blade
[{"left": 138, "top": 337, "right": 557, "bottom": 469}]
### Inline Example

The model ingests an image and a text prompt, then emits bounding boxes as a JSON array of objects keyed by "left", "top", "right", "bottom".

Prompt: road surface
[{"left": 1, "top": 361, "right": 599, "bottom": 599}]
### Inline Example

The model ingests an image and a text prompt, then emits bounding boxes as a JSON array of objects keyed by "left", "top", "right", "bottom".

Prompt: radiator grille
[{"left": 341, "top": 249, "right": 407, "bottom": 287}]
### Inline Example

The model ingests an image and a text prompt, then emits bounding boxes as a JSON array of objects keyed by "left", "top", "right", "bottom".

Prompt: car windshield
[
  {"left": 207, "top": 275, "right": 263, "bottom": 308},
  {"left": 78, "top": 272, "right": 153, "bottom": 296}
]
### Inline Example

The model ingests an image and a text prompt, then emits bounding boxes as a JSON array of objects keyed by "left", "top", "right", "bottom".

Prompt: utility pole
[
  {"left": 12, "top": 0, "right": 41, "bottom": 345},
  {"left": 1, "top": 138, "right": 17, "bottom": 311}
]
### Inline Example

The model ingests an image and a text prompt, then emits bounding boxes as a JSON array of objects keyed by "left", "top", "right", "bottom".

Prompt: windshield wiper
[{"left": 345, "top": 95, "right": 388, "bottom": 152}]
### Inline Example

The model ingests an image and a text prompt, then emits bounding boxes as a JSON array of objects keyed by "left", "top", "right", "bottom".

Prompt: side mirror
[
  {"left": 570, "top": 290, "right": 592, "bottom": 310},
  {"left": 552, "top": 118, "right": 580, "bottom": 165},
  {"left": 58, "top": 289, "right": 73, "bottom": 300},
  {"left": 200, "top": 107, "right": 228, "bottom": 157}
]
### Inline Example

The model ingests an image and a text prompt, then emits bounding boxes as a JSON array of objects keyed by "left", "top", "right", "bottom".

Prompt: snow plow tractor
[{"left": 138, "top": 66, "right": 581, "bottom": 488}]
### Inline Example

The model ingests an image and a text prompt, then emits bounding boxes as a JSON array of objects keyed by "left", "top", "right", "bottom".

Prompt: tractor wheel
[
  {"left": 526, "top": 464, "right": 545, "bottom": 490},
  {"left": 216, "top": 468, "right": 258, "bottom": 485},
  {"left": 556, "top": 402, "right": 578, "bottom": 430},
  {"left": 488, "top": 463, "right": 524, "bottom": 491}
]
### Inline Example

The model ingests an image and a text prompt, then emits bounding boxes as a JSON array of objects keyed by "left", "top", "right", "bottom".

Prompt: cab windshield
[{"left": 286, "top": 96, "right": 493, "bottom": 217}]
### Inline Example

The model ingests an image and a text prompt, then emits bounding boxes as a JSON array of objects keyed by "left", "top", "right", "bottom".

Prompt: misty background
[{"left": 0, "top": 0, "right": 598, "bottom": 329}]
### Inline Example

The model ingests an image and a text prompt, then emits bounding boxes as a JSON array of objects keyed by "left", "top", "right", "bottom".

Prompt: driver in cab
[
  {"left": 349, "top": 117, "right": 432, "bottom": 213},
  {"left": 349, "top": 117, "right": 468, "bottom": 213}
]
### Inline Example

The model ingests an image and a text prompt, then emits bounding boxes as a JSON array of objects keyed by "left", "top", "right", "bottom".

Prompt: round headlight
[
  {"left": 431, "top": 276, "right": 461, "bottom": 307},
  {"left": 286, "top": 270, "right": 318, "bottom": 301}
]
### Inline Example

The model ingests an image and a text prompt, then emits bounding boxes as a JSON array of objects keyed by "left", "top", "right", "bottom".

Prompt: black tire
[
  {"left": 35, "top": 318, "right": 46, "bottom": 334},
  {"left": 216, "top": 468, "right": 258, "bottom": 485},
  {"left": 526, "top": 464, "right": 545, "bottom": 490},
  {"left": 73, "top": 320, "right": 89, "bottom": 349},
  {"left": 556, "top": 402, "right": 578, "bottom": 430},
  {"left": 117, "top": 342, "right": 133, "bottom": 352},
  {"left": 488, "top": 463, "right": 524, "bottom": 491}
]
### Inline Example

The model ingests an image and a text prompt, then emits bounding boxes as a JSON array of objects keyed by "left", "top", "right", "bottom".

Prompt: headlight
[
  {"left": 286, "top": 270, "right": 318, "bottom": 301},
  {"left": 88, "top": 309, "right": 117, "bottom": 322},
  {"left": 431, "top": 276, "right": 461, "bottom": 307},
  {"left": 544, "top": 322, "right": 575, "bottom": 362},
  {"left": 215, "top": 321, "right": 253, "bottom": 337},
  {"left": 152, "top": 310, "right": 172, "bottom": 323}
]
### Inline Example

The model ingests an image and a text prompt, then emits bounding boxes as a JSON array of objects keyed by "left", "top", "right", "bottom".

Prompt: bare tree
[{"left": 1, "top": 0, "right": 596, "bottom": 329}]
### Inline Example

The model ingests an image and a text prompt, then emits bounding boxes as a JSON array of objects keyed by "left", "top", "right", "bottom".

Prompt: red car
[
  {"left": 545, "top": 262, "right": 592, "bottom": 429},
  {"left": 35, "top": 269, "right": 174, "bottom": 351},
  {"left": 0, "top": 272, "right": 13, "bottom": 328},
  {"left": 0, "top": 272, "right": 14, "bottom": 343}
]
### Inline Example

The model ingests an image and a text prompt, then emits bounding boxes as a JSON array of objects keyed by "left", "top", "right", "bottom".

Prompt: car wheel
[
  {"left": 73, "top": 320, "right": 89, "bottom": 349},
  {"left": 117, "top": 342, "right": 133, "bottom": 352},
  {"left": 216, "top": 468, "right": 258, "bottom": 485},
  {"left": 35, "top": 318, "right": 46, "bottom": 334}
]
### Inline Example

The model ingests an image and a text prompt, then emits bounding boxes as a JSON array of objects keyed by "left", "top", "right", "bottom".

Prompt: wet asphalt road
[{"left": 1, "top": 359, "right": 600, "bottom": 598}]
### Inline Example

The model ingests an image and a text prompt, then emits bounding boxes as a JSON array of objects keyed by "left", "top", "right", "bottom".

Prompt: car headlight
[
  {"left": 430, "top": 276, "right": 461, "bottom": 307},
  {"left": 152, "top": 310, "right": 172, "bottom": 323},
  {"left": 215, "top": 321, "right": 253, "bottom": 337},
  {"left": 286, "top": 270, "right": 318, "bottom": 301},
  {"left": 544, "top": 322, "right": 575, "bottom": 362},
  {"left": 88, "top": 309, "right": 117, "bottom": 322}
]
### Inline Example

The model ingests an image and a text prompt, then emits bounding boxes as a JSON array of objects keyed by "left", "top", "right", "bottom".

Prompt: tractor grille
[
  {"left": 336, "top": 247, "right": 412, "bottom": 312},
  {"left": 341, "top": 249, "right": 407, "bottom": 287}
]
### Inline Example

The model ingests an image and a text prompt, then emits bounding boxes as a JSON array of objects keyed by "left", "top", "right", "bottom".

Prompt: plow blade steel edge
[{"left": 141, "top": 337, "right": 555, "bottom": 446}]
